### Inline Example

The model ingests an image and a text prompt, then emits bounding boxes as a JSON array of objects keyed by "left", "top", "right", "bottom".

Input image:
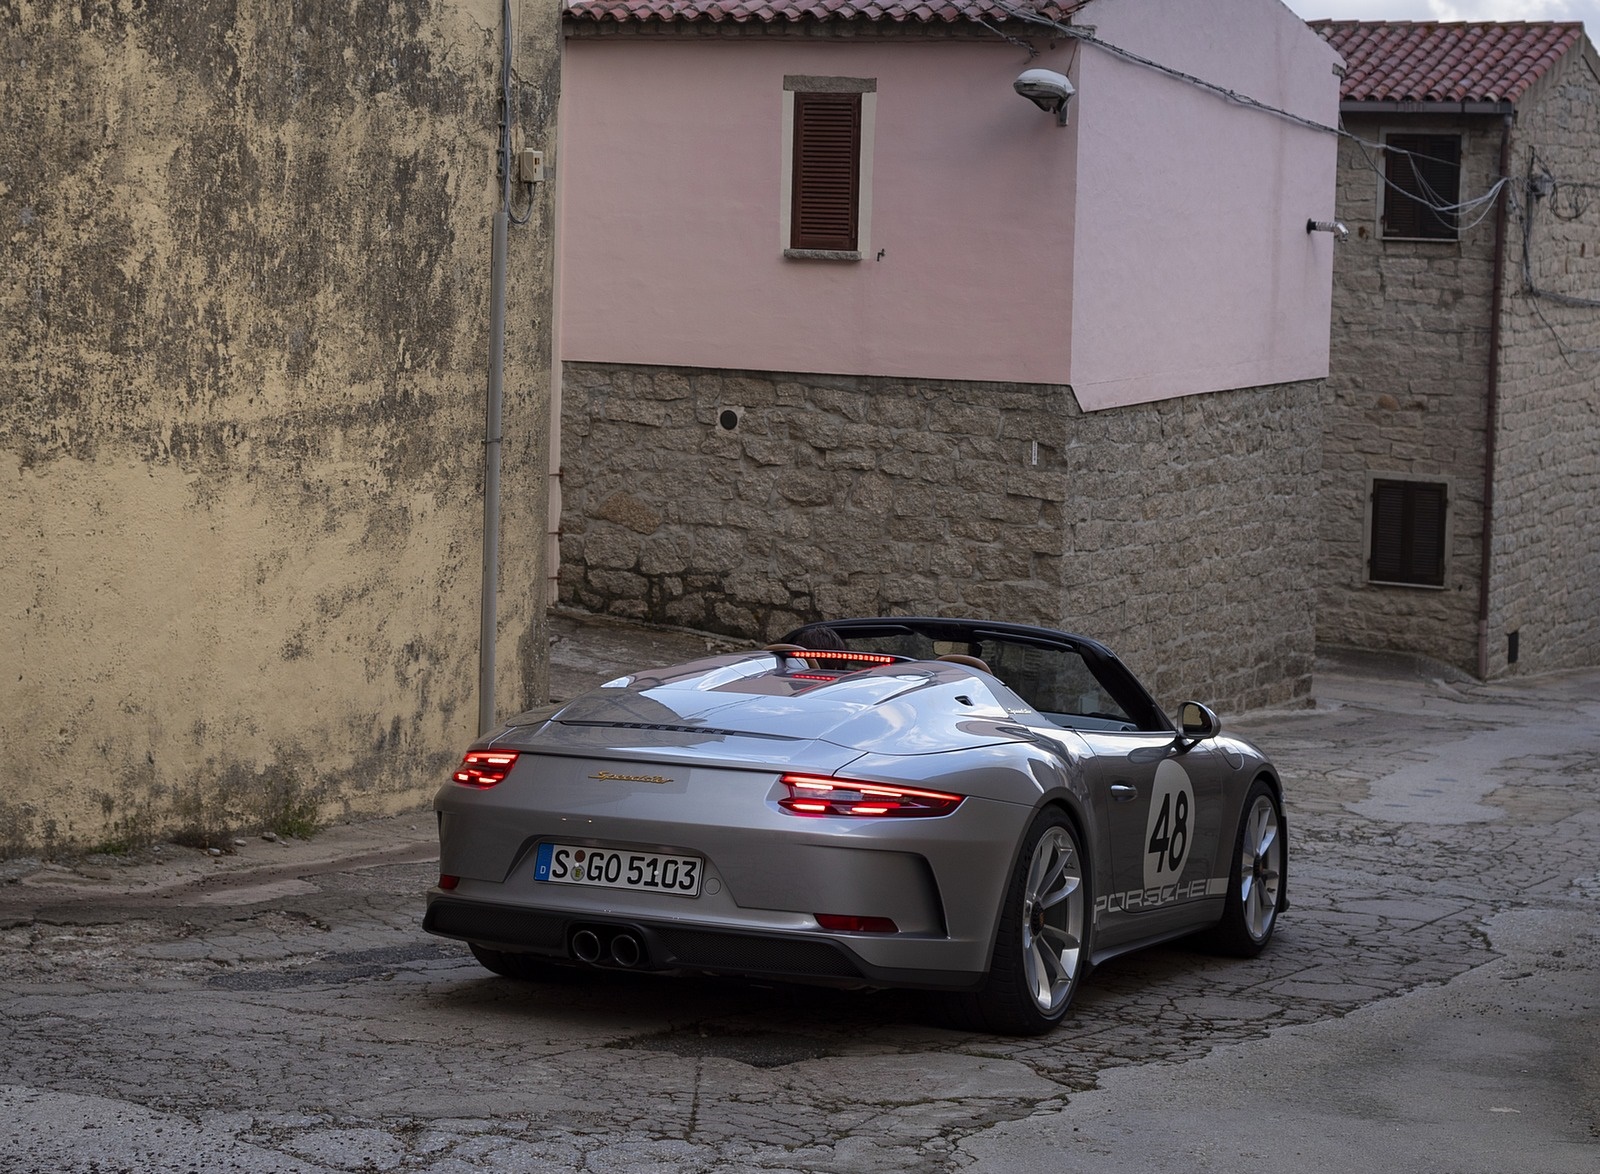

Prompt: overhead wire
[
  {"left": 1528, "top": 296, "right": 1600, "bottom": 367},
  {"left": 973, "top": 3, "right": 1600, "bottom": 357},
  {"left": 987, "top": 0, "right": 1345, "bottom": 138},
  {"left": 1515, "top": 148, "right": 1600, "bottom": 360},
  {"left": 1346, "top": 131, "right": 1511, "bottom": 232},
  {"left": 979, "top": 0, "right": 1509, "bottom": 229}
]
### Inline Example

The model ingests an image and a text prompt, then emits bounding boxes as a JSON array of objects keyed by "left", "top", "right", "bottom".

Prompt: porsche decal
[{"left": 1096, "top": 877, "right": 1229, "bottom": 916}]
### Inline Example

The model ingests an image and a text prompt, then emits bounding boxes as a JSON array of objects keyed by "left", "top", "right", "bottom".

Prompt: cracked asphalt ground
[{"left": 2, "top": 614, "right": 1597, "bottom": 1173}]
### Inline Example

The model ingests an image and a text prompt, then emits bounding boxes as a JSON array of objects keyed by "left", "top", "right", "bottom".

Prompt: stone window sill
[{"left": 784, "top": 249, "right": 862, "bottom": 262}]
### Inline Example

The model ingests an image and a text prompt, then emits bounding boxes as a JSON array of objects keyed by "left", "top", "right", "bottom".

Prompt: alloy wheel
[
  {"left": 1020, "top": 826, "right": 1086, "bottom": 1014},
  {"left": 1239, "top": 794, "right": 1283, "bottom": 942}
]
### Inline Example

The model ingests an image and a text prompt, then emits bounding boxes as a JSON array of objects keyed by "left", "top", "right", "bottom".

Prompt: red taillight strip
[
  {"left": 453, "top": 750, "right": 519, "bottom": 788},
  {"left": 777, "top": 772, "right": 964, "bottom": 817}
]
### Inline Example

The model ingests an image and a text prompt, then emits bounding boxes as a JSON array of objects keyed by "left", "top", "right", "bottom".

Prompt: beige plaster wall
[{"left": 1, "top": 0, "right": 557, "bottom": 855}]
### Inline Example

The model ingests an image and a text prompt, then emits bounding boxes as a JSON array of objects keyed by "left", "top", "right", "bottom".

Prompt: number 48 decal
[{"left": 1142, "top": 760, "right": 1197, "bottom": 890}]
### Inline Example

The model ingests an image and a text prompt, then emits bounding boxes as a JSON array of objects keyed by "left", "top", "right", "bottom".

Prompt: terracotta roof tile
[
  {"left": 1310, "top": 20, "right": 1585, "bottom": 105},
  {"left": 564, "top": 0, "right": 1089, "bottom": 26}
]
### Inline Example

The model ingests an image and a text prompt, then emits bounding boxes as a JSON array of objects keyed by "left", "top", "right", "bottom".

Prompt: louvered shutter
[
  {"left": 1370, "top": 481, "right": 1407, "bottom": 579},
  {"left": 1383, "top": 135, "right": 1461, "bottom": 240},
  {"left": 1370, "top": 479, "right": 1447, "bottom": 585},
  {"left": 791, "top": 91, "right": 861, "bottom": 251}
]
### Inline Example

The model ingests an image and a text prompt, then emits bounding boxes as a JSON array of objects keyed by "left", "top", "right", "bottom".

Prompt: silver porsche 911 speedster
[{"left": 424, "top": 617, "right": 1287, "bottom": 1035}]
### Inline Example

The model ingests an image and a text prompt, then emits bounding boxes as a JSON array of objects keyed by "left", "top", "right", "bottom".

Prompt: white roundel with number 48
[{"left": 1142, "top": 759, "right": 1197, "bottom": 890}]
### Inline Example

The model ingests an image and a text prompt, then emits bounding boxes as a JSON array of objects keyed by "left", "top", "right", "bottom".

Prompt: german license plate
[{"left": 533, "top": 843, "right": 702, "bottom": 897}]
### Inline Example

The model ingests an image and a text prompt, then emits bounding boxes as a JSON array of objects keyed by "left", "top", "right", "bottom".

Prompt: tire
[
  {"left": 468, "top": 942, "right": 581, "bottom": 983},
  {"left": 945, "top": 808, "right": 1090, "bottom": 1036},
  {"left": 1203, "top": 780, "right": 1286, "bottom": 957}
]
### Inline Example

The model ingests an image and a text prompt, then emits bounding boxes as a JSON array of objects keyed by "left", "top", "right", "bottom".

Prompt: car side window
[{"left": 978, "top": 639, "right": 1135, "bottom": 730}]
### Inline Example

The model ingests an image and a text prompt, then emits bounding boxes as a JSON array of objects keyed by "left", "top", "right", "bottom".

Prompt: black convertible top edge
[
  {"left": 800, "top": 616, "right": 1120, "bottom": 657},
  {"left": 781, "top": 615, "right": 1174, "bottom": 734}
]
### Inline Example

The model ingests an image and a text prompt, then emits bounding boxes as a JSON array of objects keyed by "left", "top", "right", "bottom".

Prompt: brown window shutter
[
  {"left": 1383, "top": 134, "right": 1461, "bottom": 240},
  {"left": 792, "top": 91, "right": 861, "bottom": 251},
  {"left": 1370, "top": 479, "right": 1447, "bottom": 585}
]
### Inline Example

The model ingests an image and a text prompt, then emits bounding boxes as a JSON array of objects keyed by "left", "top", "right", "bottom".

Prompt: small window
[
  {"left": 1382, "top": 134, "right": 1461, "bottom": 240},
  {"left": 791, "top": 91, "right": 861, "bottom": 251},
  {"left": 1369, "top": 478, "right": 1448, "bottom": 586},
  {"left": 782, "top": 76, "right": 874, "bottom": 259}
]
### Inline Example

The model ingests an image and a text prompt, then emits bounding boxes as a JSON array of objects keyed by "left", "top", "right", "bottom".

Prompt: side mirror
[{"left": 1178, "top": 701, "right": 1221, "bottom": 740}]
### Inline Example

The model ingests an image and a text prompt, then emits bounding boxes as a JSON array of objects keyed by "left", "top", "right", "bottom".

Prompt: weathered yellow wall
[{"left": 0, "top": 0, "right": 557, "bottom": 855}]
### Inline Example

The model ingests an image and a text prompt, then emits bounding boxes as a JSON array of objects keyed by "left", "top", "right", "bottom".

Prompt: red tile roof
[
  {"left": 1310, "top": 20, "right": 1586, "bottom": 105},
  {"left": 564, "top": 0, "right": 1089, "bottom": 26}
]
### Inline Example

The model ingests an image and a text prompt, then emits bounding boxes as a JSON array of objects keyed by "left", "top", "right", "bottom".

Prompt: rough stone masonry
[{"left": 561, "top": 362, "right": 1322, "bottom": 714}]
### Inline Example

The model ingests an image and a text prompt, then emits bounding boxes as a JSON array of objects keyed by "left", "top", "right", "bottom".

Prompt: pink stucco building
[
  {"left": 554, "top": 0, "right": 1343, "bottom": 713},
  {"left": 560, "top": 0, "right": 1339, "bottom": 409}
]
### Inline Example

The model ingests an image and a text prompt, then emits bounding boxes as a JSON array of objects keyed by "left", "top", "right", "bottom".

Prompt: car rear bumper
[{"left": 424, "top": 892, "right": 988, "bottom": 991}]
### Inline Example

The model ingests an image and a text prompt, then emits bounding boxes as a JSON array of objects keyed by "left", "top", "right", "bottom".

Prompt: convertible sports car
[{"left": 424, "top": 617, "right": 1287, "bottom": 1035}]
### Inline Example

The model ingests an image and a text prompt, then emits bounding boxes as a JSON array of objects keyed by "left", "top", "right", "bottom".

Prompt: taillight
[
  {"left": 777, "top": 773, "right": 964, "bottom": 817},
  {"left": 816, "top": 914, "right": 898, "bottom": 933},
  {"left": 775, "top": 650, "right": 899, "bottom": 668},
  {"left": 453, "top": 751, "right": 519, "bottom": 788},
  {"left": 772, "top": 649, "right": 901, "bottom": 682},
  {"left": 438, "top": 874, "right": 460, "bottom": 891}
]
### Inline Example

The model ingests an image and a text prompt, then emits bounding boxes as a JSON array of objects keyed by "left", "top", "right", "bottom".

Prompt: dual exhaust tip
[{"left": 571, "top": 927, "right": 644, "bottom": 968}]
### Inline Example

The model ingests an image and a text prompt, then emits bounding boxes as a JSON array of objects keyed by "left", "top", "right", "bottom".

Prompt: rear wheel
[
  {"left": 946, "top": 809, "right": 1089, "bottom": 1036},
  {"left": 1203, "top": 780, "right": 1285, "bottom": 956}
]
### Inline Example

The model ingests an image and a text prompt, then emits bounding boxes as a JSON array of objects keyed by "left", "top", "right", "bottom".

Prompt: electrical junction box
[{"left": 519, "top": 149, "right": 545, "bottom": 184}]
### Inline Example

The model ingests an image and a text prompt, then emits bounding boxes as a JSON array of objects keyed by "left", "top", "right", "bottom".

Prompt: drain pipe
[
  {"left": 479, "top": 0, "right": 516, "bottom": 735},
  {"left": 1477, "top": 113, "right": 1513, "bottom": 680}
]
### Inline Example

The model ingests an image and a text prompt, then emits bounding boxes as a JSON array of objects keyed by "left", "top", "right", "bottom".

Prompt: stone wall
[
  {"left": 1319, "top": 112, "right": 1502, "bottom": 673},
  {"left": 1489, "top": 47, "right": 1600, "bottom": 676},
  {"left": 0, "top": 1, "right": 557, "bottom": 855},
  {"left": 1323, "top": 43, "right": 1600, "bottom": 680},
  {"left": 560, "top": 363, "right": 1321, "bottom": 715}
]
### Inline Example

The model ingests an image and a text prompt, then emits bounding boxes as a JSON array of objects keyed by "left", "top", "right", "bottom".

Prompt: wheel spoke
[
  {"left": 1247, "top": 878, "right": 1276, "bottom": 936},
  {"left": 1036, "top": 937, "right": 1067, "bottom": 984},
  {"left": 1024, "top": 936, "right": 1057, "bottom": 1004},
  {"left": 1042, "top": 919, "right": 1078, "bottom": 946},
  {"left": 1028, "top": 835, "right": 1070, "bottom": 901},
  {"left": 1038, "top": 873, "right": 1080, "bottom": 910},
  {"left": 1041, "top": 925, "right": 1080, "bottom": 967}
]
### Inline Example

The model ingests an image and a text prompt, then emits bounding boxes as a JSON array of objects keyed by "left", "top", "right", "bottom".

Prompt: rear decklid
[{"left": 490, "top": 651, "right": 1033, "bottom": 766}]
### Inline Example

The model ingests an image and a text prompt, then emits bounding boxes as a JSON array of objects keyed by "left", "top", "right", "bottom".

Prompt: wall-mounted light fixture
[
  {"left": 1307, "top": 219, "right": 1349, "bottom": 242},
  {"left": 1014, "top": 69, "right": 1074, "bottom": 127}
]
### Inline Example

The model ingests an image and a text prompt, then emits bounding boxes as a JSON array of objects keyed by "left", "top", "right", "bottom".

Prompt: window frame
[
  {"left": 1380, "top": 131, "right": 1462, "bottom": 242},
  {"left": 1364, "top": 474, "right": 1452, "bottom": 589},
  {"left": 780, "top": 75, "right": 875, "bottom": 261}
]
